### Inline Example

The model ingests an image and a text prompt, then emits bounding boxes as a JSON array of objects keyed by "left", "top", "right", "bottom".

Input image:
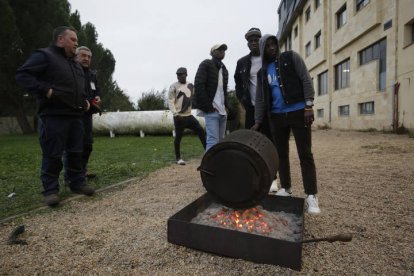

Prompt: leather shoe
[
  {"left": 44, "top": 194, "right": 60, "bottom": 207},
  {"left": 71, "top": 185, "right": 95, "bottom": 196}
]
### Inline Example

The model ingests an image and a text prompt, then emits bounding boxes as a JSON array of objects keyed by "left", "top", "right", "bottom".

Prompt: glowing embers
[{"left": 191, "top": 203, "right": 302, "bottom": 242}]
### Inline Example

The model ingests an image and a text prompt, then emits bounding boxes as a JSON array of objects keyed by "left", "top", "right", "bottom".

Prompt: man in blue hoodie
[{"left": 252, "top": 34, "right": 320, "bottom": 214}]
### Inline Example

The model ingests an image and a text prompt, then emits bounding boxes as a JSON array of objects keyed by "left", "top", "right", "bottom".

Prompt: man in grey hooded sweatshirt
[{"left": 252, "top": 34, "right": 320, "bottom": 214}]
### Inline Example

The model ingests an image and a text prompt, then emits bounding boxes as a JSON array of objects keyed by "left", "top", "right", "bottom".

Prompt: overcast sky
[{"left": 69, "top": 0, "right": 281, "bottom": 103}]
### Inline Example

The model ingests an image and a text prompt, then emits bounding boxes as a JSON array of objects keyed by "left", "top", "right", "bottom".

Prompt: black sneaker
[
  {"left": 71, "top": 185, "right": 95, "bottom": 196},
  {"left": 44, "top": 194, "right": 60, "bottom": 207}
]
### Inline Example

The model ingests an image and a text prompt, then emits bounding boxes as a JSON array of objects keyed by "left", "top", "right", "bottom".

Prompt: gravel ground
[{"left": 0, "top": 129, "right": 413, "bottom": 275}]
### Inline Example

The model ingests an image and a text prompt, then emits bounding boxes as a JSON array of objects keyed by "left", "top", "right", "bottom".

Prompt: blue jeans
[{"left": 204, "top": 111, "right": 227, "bottom": 151}]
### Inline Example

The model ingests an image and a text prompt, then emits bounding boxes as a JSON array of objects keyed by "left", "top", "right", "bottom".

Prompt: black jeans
[
  {"left": 174, "top": 115, "right": 206, "bottom": 160},
  {"left": 270, "top": 109, "right": 317, "bottom": 195}
]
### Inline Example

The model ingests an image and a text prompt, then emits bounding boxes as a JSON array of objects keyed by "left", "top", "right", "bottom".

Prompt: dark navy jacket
[{"left": 16, "top": 45, "right": 86, "bottom": 117}]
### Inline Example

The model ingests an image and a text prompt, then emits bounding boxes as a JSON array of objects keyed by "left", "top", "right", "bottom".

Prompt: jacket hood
[{"left": 259, "top": 34, "right": 279, "bottom": 66}]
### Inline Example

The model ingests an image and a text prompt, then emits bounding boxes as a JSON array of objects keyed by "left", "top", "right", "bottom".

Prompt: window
[
  {"left": 356, "top": 0, "right": 369, "bottom": 11},
  {"left": 339, "top": 105, "right": 350, "bottom": 116},
  {"left": 315, "top": 0, "right": 321, "bottom": 10},
  {"left": 305, "top": 7, "right": 311, "bottom": 22},
  {"left": 336, "top": 4, "right": 347, "bottom": 29},
  {"left": 317, "top": 109, "right": 324, "bottom": 118},
  {"left": 359, "top": 101, "right": 374, "bottom": 115},
  {"left": 315, "top": 31, "right": 321, "bottom": 49},
  {"left": 359, "top": 39, "right": 387, "bottom": 90},
  {"left": 410, "top": 23, "right": 414, "bottom": 42},
  {"left": 384, "top": 20, "right": 392, "bottom": 31},
  {"left": 335, "top": 59, "right": 350, "bottom": 90},
  {"left": 294, "top": 26, "right": 298, "bottom": 38},
  {"left": 305, "top": 41, "right": 311, "bottom": 57},
  {"left": 318, "top": 71, "right": 328, "bottom": 96},
  {"left": 287, "top": 32, "right": 292, "bottom": 51}
]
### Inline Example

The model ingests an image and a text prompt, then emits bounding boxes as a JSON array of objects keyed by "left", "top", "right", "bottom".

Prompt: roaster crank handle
[
  {"left": 197, "top": 166, "right": 215, "bottom": 176},
  {"left": 301, "top": 233, "right": 353, "bottom": 244}
]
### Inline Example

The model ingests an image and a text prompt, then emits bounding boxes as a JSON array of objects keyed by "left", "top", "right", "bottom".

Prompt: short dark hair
[{"left": 52, "top": 26, "right": 77, "bottom": 43}]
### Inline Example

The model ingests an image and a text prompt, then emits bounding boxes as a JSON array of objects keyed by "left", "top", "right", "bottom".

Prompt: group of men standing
[
  {"left": 16, "top": 26, "right": 101, "bottom": 207},
  {"left": 169, "top": 28, "right": 320, "bottom": 214},
  {"left": 16, "top": 25, "right": 320, "bottom": 214}
]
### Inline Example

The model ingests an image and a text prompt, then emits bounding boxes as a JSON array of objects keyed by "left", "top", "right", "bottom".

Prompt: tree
[
  {"left": 0, "top": 0, "right": 33, "bottom": 133},
  {"left": 1, "top": 0, "right": 135, "bottom": 133},
  {"left": 102, "top": 81, "right": 135, "bottom": 111},
  {"left": 137, "top": 89, "right": 168, "bottom": 111},
  {"left": 1, "top": 0, "right": 72, "bottom": 133}
]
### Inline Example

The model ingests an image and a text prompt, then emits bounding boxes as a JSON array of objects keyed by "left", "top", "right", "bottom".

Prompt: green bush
[{"left": 137, "top": 89, "right": 168, "bottom": 111}]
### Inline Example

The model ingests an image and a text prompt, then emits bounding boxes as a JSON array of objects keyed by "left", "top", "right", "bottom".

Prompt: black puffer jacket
[
  {"left": 193, "top": 58, "right": 228, "bottom": 112},
  {"left": 234, "top": 53, "right": 253, "bottom": 109}
]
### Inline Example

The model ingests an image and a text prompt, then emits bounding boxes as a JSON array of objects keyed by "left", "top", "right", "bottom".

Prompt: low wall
[{"left": 0, "top": 117, "right": 35, "bottom": 135}]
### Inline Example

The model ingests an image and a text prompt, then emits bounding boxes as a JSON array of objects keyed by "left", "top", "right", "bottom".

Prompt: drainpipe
[{"left": 392, "top": 82, "right": 400, "bottom": 133}]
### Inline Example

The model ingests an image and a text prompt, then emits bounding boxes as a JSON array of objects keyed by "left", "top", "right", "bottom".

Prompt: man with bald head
[{"left": 16, "top": 26, "right": 95, "bottom": 207}]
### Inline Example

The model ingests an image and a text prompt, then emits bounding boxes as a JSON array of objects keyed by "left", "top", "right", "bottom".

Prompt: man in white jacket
[{"left": 168, "top": 67, "right": 206, "bottom": 165}]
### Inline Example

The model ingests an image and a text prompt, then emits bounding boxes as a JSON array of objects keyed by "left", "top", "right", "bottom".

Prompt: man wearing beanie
[
  {"left": 235, "top": 28, "right": 278, "bottom": 193},
  {"left": 234, "top": 27, "right": 262, "bottom": 130},
  {"left": 168, "top": 67, "right": 206, "bottom": 165},
  {"left": 193, "top": 44, "right": 229, "bottom": 151}
]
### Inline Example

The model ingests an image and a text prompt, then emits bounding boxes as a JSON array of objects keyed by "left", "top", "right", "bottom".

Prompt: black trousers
[
  {"left": 82, "top": 114, "right": 93, "bottom": 173},
  {"left": 245, "top": 106, "right": 272, "bottom": 141},
  {"left": 39, "top": 116, "right": 84, "bottom": 195},
  {"left": 174, "top": 115, "right": 206, "bottom": 160},
  {"left": 270, "top": 109, "right": 317, "bottom": 195}
]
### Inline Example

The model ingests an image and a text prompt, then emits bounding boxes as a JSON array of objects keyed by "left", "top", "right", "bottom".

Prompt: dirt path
[{"left": 1, "top": 129, "right": 413, "bottom": 275}]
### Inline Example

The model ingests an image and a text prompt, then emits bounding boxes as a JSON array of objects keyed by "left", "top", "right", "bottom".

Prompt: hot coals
[{"left": 191, "top": 203, "right": 302, "bottom": 242}]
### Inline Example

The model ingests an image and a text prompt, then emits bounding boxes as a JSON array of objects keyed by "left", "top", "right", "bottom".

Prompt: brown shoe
[
  {"left": 71, "top": 185, "right": 95, "bottom": 196},
  {"left": 85, "top": 172, "right": 97, "bottom": 179},
  {"left": 44, "top": 194, "right": 60, "bottom": 207}
]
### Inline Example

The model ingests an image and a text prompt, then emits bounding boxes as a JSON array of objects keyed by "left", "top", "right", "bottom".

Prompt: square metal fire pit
[{"left": 167, "top": 193, "right": 305, "bottom": 271}]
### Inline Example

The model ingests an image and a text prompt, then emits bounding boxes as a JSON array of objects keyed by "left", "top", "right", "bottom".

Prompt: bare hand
[
  {"left": 304, "top": 108, "right": 314, "bottom": 127},
  {"left": 251, "top": 123, "right": 260, "bottom": 131},
  {"left": 46, "top": 89, "right": 53, "bottom": 99},
  {"left": 85, "top": 100, "right": 90, "bottom": 112}
]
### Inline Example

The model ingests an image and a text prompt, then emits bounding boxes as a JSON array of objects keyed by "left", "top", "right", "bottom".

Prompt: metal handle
[
  {"left": 302, "top": 233, "right": 352, "bottom": 244},
  {"left": 197, "top": 166, "right": 215, "bottom": 176}
]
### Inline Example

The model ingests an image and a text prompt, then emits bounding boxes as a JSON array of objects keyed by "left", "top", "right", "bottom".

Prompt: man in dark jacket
[
  {"left": 234, "top": 27, "right": 262, "bottom": 129},
  {"left": 252, "top": 34, "right": 320, "bottom": 214},
  {"left": 16, "top": 26, "right": 95, "bottom": 207},
  {"left": 235, "top": 28, "right": 278, "bottom": 193},
  {"left": 194, "top": 43, "right": 229, "bottom": 151},
  {"left": 74, "top": 46, "right": 102, "bottom": 179}
]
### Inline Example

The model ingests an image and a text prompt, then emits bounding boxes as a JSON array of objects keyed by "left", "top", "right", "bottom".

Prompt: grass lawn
[{"left": 0, "top": 134, "right": 205, "bottom": 220}]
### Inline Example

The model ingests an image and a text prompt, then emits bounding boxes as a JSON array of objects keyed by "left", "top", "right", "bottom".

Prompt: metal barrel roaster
[{"left": 198, "top": 129, "right": 279, "bottom": 209}]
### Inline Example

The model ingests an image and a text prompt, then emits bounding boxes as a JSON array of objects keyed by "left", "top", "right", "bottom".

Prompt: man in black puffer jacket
[
  {"left": 16, "top": 26, "right": 95, "bottom": 207},
  {"left": 194, "top": 43, "right": 229, "bottom": 151}
]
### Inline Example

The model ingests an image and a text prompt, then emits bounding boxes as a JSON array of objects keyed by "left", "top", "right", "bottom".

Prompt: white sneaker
[
  {"left": 269, "top": 179, "right": 278, "bottom": 193},
  {"left": 306, "top": 195, "right": 321, "bottom": 214},
  {"left": 276, "top": 188, "right": 292, "bottom": 196},
  {"left": 176, "top": 159, "right": 186, "bottom": 165}
]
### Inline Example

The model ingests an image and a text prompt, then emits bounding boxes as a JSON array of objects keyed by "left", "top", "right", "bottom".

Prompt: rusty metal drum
[{"left": 199, "top": 129, "right": 278, "bottom": 209}]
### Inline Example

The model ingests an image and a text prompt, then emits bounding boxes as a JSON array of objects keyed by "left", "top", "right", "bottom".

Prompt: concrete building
[{"left": 276, "top": 0, "right": 414, "bottom": 131}]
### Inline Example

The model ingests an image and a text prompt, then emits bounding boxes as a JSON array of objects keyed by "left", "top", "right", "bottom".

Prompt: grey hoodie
[{"left": 255, "top": 34, "right": 315, "bottom": 124}]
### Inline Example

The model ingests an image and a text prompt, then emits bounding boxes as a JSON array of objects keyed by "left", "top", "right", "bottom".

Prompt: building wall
[
  {"left": 397, "top": 0, "right": 414, "bottom": 130},
  {"left": 277, "top": 0, "right": 414, "bottom": 131}
]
